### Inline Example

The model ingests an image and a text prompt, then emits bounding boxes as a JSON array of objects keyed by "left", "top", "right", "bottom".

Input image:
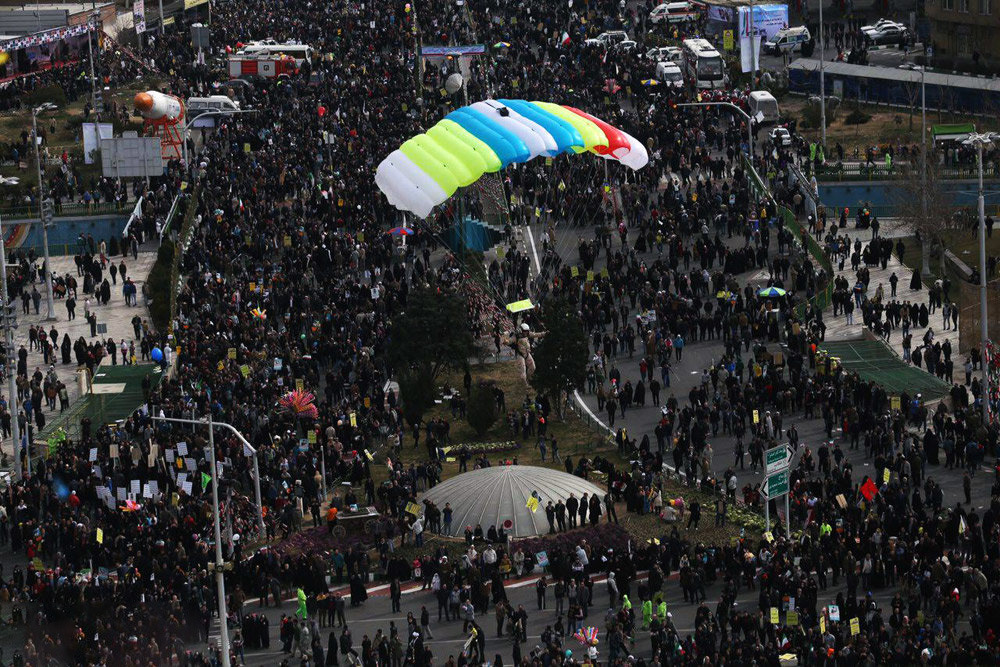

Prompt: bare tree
[{"left": 893, "top": 156, "right": 964, "bottom": 276}]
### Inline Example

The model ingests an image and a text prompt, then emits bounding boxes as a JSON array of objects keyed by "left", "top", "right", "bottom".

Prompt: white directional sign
[{"left": 765, "top": 445, "right": 793, "bottom": 475}]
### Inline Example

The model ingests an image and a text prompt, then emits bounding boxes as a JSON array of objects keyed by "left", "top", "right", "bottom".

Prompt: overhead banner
[
  {"left": 420, "top": 45, "right": 486, "bottom": 57},
  {"left": 738, "top": 5, "right": 789, "bottom": 43},
  {"left": 184, "top": 0, "right": 210, "bottom": 7},
  {"left": 133, "top": 0, "right": 147, "bottom": 34},
  {"left": 0, "top": 24, "right": 93, "bottom": 52}
]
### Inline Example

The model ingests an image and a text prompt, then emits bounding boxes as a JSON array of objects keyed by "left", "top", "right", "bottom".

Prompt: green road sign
[
  {"left": 762, "top": 469, "right": 789, "bottom": 499},
  {"left": 765, "top": 445, "right": 792, "bottom": 474}
]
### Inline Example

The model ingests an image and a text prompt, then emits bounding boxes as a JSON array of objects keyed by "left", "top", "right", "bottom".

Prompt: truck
[{"left": 228, "top": 55, "right": 299, "bottom": 79}]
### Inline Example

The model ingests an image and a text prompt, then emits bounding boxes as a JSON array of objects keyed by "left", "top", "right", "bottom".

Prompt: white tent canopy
[{"left": 420, "top": 465, "right": 607, "bottom": 538}]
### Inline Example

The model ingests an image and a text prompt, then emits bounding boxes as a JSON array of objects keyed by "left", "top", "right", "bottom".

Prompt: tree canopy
[
  {"left": 387, "top": 285, "right": 475, "bottom": 382},
  {"left": 530, "top": 297, "right": 588, "bottom": 417}
]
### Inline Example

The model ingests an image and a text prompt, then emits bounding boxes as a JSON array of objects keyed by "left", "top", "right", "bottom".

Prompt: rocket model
[{"left": 133, "top": 91, "right": 184, "bottom": 122}]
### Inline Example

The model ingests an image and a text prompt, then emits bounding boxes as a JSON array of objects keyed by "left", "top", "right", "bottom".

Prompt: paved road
[
  {"left": 229, "top": 563, "right": 905, "bottom": 665},
  {"left": 515, "top": 214, "right": 996, "bottom": 519}
]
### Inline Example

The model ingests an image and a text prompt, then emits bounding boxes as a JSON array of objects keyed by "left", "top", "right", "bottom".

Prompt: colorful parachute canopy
[{"left": 376, "top": 100, "right": 648, "bottom": 218}]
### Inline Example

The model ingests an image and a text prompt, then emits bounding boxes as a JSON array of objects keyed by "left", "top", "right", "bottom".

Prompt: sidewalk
[
  {"left": 2, "top": 250, "right": 157, "bottom": 463},
  {"left": 823, "top": 222, "right": 966, "bottom": 372}
]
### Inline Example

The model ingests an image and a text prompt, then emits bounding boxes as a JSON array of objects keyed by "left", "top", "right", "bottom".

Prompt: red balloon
[
  {"left": 317, "top": 105, "right": 327, "bottom": 117},
  {"left": 236, "top": 42, "right": 244, "bottom": 48}
]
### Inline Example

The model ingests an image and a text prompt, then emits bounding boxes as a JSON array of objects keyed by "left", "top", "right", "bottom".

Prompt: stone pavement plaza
[{"left": 1, "top": 250, "right": 157, "bottom": 464}]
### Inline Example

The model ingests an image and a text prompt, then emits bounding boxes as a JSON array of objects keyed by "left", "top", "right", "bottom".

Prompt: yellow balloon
[{"left": 0, "top": 52, "right": 9, "bottom": 66}]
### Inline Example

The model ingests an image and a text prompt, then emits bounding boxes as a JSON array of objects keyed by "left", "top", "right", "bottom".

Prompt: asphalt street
[
  {"left": 516, "top": 215, "right": 995, "bottom": 518},
  {"left": 232, "top": 565, "right": 905, "bottom": 665}
]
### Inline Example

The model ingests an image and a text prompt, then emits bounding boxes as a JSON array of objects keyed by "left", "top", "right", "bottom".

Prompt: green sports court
[
  {"left": 39, "top": 363, "right": 164, "bottom": 442},
  {"left": 819, "top": 339, "right": 952, "bottom": 400}
]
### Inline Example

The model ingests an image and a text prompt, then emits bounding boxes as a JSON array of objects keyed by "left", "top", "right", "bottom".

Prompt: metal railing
[
  {"left": 815, "top": 161, "right": 1000, "bottom": 181},
  {"left": 0, "top": 200, "right": 125, "bottom": 220}
]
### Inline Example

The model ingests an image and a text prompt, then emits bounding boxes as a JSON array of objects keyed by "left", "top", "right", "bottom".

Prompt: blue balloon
[{"left": 151, "top": 347, "right": 164, "bottom": 362}]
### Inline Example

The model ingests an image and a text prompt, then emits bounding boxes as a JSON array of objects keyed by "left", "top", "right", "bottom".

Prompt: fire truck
[{"left": 228, "top": 54, "right": 298, "bottom": 79}]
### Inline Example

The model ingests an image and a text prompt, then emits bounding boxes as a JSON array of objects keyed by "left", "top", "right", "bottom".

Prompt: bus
[
  {"left": 682, "top": 38, "right": 725, "bottom": 90},
  {"left": 236, "top": 40, "right": 313, "bottom": 65}
]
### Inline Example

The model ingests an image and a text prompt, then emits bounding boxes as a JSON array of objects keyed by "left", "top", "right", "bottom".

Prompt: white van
[
  {"left": 649, "top": 2, "right": 698, "bottom": 24},
  {"left": 187, "top": 95, "right": 240, "bottom": 116},
  {"left": 748, "top": 91, "right": 780, "bottom": 124},
  {"left": 655, "top": 61, "right": 685, "bottom": 89},
  {"left": 763, "top": 26, "right": 810, "bottom": 55}
]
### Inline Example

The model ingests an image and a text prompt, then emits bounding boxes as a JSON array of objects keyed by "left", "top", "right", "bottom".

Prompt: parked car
[
  {"left": 646, "top": 46, "right": 682, "bottom": 62},
  {"left": 769, "top": 126, "right": 793, "bottom": 147},
  {"left": 866, "top": 23, "right": 908, "bottom": 45},
  {"left": 860, "top": 18, "right": 903, "bottom": 34},
  {"left": 584, "top": 31, "right": 629, "bottom": 47}
]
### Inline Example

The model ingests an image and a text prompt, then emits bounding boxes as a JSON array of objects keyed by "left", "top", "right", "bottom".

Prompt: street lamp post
[
  {"left": 88, "top": 13, "right": 99, "bottom": 118},
  {"left": 0, "top": 176, "right": 22, "bottom": 477},
  {"left": 148, "top": 413, "right": 271, "bottom": 667},
  {"left": 966, "top": 131, "right": 997, "bottom": 424},
  {"left": 31, "top": 102, "right": 58, "bottom": 322},
  {"left": 818, "top": 0, "right": 826, "bottom": 148}
]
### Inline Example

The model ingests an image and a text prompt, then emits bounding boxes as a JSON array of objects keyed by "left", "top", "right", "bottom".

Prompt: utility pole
[
  {"left": 88, "top": 13, "right": 99, "bottom": 119},
  {"left": 819, "top": 0, "right": 826, "bottom": 148},
  {"left": 966, "top": 132, "right": 996, "bottom": 424},
  {"left": 206, "top": 414, "right": 232, "bottom": 667},
  {"left": 31, "top": 104, "right": 57, "bottom": 322},
  {"left": 0, "top": 215, "right": 20, "bottom": 478},
  {"left": 921, "top": 59, "right": 928, "bottom": 274}
]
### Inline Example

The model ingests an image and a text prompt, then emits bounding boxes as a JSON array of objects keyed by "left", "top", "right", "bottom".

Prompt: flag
[
  {"left": 526, "top": 496, "right": 539, "bottom": 513},
  {"left": 860, "top": 478, "right": 878, "bottom": 502},
  {"left": 561, "top": 31, "right": 570, "bottom": 46},
  {"left": 959, "top": 516, "right": 968, "bottom": 534},
  {"left": 201, "top": 472, "right": 212, "bottom": 491}
]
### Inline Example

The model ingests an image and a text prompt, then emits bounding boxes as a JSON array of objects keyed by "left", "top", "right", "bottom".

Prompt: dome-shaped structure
[{"left": 420, "top": 465, "right": 607, "bottom": 538}]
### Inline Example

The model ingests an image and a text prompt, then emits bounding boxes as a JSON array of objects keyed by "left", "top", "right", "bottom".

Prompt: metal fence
[
  {"left": 0, "top": 200, "right": 125, "bottom": 220},
  {"left": 815, "top": 161, "right": 1000, "bottom": 182}
]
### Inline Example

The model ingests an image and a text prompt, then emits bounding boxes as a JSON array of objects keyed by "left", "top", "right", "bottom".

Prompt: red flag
[{"left": 860, "top": 478, "right": 878, "bottom": 502}]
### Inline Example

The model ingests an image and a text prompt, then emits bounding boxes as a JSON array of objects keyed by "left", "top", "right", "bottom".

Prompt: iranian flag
[{"left": 561, "top": 31, "right": 571, "bottom": 46}]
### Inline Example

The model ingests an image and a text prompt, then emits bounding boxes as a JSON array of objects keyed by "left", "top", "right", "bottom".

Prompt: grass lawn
[
  {"left": 787, "top": 97, "right": 979, "bottom": 160},
  {"left": 0, "top": 80, "right": 150, "bottom": 203},
  {"left": 368, "top": 360, "right": 755, "bottom": 554}
]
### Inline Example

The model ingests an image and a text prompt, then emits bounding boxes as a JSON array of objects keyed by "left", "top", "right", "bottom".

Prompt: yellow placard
[
  {"left": 820, "top": 616, "right": 826, "bottom": 634},
  {"left": 850, "top": 618, "right": 860, "bottom": 635},
  {"left": 586, "top": 271, "right": 595, "bottom": 282},
  {"left": 364, "top": 449, "right": 374, "bottom": 461},
  {"left": 891, "top": 396, "right": 901, "bottom": 410},
  {"left": 364, "top": 396, "right": 371, "bottom": 408},
  {"left": 570, "top": 266, "right": 579, "bottom": 277},
  {"left": 723, "top": 29, "right": 734, "bottom": 51},
  {"left": 296, "top": 378, "right": 304, "bottom": 392},
  {"left": 769, "top": 607, "right": 779, "bottom": 624},
  {"left": 243, "top": 143, "right": 251, "bottom": 153},
  {"left": 600, "top": 267, "right": 609, "bottom": 279},
  {"left": 405, "top": 502, "right": 421, "bottom": 515},
  {"left": 763, "top": 531, "right": 773, "bottom": 543},
  {"left": 240, "top": 365, "right": 250, "bottom": 378},
  {"left": 96, "top": 528, "right": 104, "bottom": 544},
  {"left": 228, "top": 347, "right": 237, "bottom": 360},
  {"left": 883, "top": 467, "right": 890, "bottom": 483},
  {"left": 786, "top": 610, "right": 799, "bottom": 626},
  {"left": 307, "top": 430, "right": 317, "bottom": 444},
  {"left": 249, "top": 282, "right": 256, "bottom": 292},
  {"left": 350, "top": 412, "right": 357, "bottom": 427},
  {"left": 445, "top": 457, "right": 456, "bottom": 462},
  {"left": 283, "top": 235, "right": 292, "bottom": 247},
  {"left": 753, "top": 409, "right": 760, "bottom": 424},
  {"left": 217, "top": 360, "right": 225, "bottom": 371}
]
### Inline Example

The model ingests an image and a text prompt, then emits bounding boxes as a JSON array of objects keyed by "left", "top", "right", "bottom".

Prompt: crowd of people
[{"left": 0, "top": 0, "right": 991, "bottom": 664}]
